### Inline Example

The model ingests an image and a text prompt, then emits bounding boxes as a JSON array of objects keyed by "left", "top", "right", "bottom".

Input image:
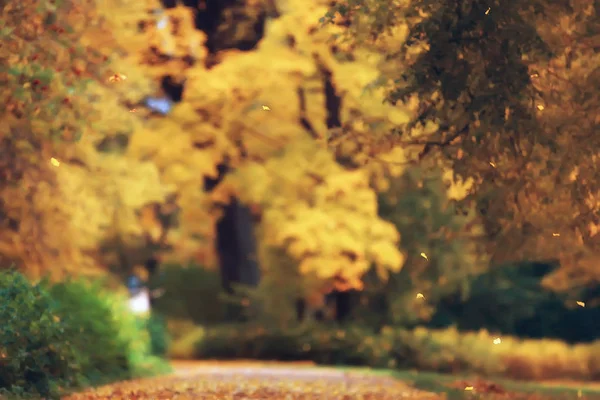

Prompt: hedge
[
  {"left": 169, "top": 323, "right": 600, "bottom": 381},
  {"left": 0, "top": 270, "right": 170, "bottom": 399}
]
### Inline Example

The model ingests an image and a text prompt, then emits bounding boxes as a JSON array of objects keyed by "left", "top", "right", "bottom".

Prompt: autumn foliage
[
  {"left": 0, "top": 0, "right": 167, "bottom": 278},
  {"left": 2, "top": 0, "right": 600, "bottom": 398},
  {"left": 1, "top": 0, "right": 598, "bottom": 305},
  {"left": 328, "top": 0, "right": 600, "bottom": 293},
  {"left": 0, "top": 0, "right": 428, "bottom": 292}
]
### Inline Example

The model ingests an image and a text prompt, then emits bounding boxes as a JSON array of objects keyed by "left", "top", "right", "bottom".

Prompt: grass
[{"left": 338, "top": 367, "right": 600, "bottom": 399}]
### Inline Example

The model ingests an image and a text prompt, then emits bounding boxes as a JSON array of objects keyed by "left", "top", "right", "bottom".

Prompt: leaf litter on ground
[{"left": 64, "top": 361, "right": 443, "bottom": 400}]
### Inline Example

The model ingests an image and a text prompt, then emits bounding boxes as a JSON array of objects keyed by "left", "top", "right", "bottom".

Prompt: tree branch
[{"left": 402, "top": 124, "right": 470, "bottom": 160}]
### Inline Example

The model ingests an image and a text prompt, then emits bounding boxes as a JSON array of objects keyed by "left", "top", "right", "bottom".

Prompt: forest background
[{"left": 1, "top": 0, "right": 600, "bottom": 391}]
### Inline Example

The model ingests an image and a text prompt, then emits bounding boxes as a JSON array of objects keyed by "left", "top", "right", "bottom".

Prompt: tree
[
  {"left": 373, "top": 166, "right": 486, "bottom": 326},
  {"left": 324, "top": 0, "right": 600, "bottom": 294},
  {"left": 218, "top": 137, "right": 404, "bottom": 290},
  {"left": 2, "top": 0, "right": 501, "bottom": 302},
  {"left": 104, "top": 0, "right": 423, "bottom": 295},
  {"left": 0, "top": 0, "right": 170, "bottom": 278}
]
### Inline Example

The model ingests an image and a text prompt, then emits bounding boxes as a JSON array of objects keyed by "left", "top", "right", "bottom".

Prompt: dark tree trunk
[
  {"left": 334, "top": 290, "right": 353, "bottom": 322},
  {"left": 215, "top": 199, "right": 261, "bottom": 291},
  {"left": 295, "top": 298, "right": 306, "bottom": 321},
  {"left": 233, "top": 200, "right": 261, "bottom": 287},
  {"left": 144, "top": 257, "right": 159, "bottom": 307},
  {"left": 216, "top": 202, "right": 241, "bottom": 294},
  {"left": 206, "top": 164, "right": 261, "bottom": 308},
  {"left": 296, "top": 290, "right": 357, "bottom": 323}
]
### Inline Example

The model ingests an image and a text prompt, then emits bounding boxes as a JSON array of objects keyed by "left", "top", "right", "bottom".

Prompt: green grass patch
[{"left": 344, "top": 367, "right": 600, "bottom": 400}]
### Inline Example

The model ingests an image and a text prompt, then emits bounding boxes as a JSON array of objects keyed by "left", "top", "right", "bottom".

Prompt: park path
[{"left": 64, "top": 360, "right": 443, "bottom": 399}]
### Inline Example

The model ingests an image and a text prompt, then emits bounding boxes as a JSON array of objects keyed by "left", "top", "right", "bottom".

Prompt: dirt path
[{"left": 64, "top": 360, "right": 443, "bottom": 399}]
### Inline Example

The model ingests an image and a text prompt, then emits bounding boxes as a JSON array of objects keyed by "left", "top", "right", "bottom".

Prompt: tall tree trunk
[
  {"left": 215, "top": 199, "right": 260, "bottom": 320},
  {"left": 215, "top": 201, "right": 240, "bottom": 294},
  {"left": 233, "top": 199, "right": 261, "bottom": 287}
]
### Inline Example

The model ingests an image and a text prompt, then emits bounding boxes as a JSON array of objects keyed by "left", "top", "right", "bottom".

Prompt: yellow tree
[
  {"left": 99, "top": 0, "right": 425, "bottom": 298},
  {"left": 1, "top": 0, "right": 475, "bottom": 305},
  {"left": 0, "top": 0, "right": 170, "bottom": 279}
]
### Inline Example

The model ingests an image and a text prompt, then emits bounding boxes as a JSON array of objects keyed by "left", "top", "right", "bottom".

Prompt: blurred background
[{"left": 1, "top": 0, "right": 599, "bottom": 397}]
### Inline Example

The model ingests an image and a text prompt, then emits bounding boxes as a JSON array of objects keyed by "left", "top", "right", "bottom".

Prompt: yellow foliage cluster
[
  {"left": 0, "top": 0, "right": 169, "bottom": 277},
  {"left": 221, "top": 137, "right": 404, "bottom": 289},
  {"left": 1, "top": 0, "right": 427, "bottom": 286},
  {"left": 409, "top": 326, "right": 600, "bottom": 381},
  {"left": 100, "top": 0, "right": 419, "bottom": 282}
]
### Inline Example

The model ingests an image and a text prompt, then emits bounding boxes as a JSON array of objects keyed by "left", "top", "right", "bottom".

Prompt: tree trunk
[{"left": 233, "top": 199, "right": 261, "bottom": 287}]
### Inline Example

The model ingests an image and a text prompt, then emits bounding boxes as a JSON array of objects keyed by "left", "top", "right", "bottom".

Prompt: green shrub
[
  {"left": 170, "top": 322, "right": 600, "bottom": 381},
  {"left": 46, "top": 279, "right": 132, "bottom": 385},
  {"left": 0, "top": 271, "right": 171, "bottom": 399},
  {"left": 60, "top": 281, "right": 172, "bottom": 379},
  {"left": 165, "top": 318, "right": 198, "bottom": 342},
  {"left": 429, "top": 261, "right": 600, "bottom": 343},
  {"left": 146, "top": 313, "right": 170, "bottom": 357},
  {"left": 167, "top": 323, "right": 207, "bottom": 359},
  {"left": 173, "top": 323, "right": 392, "bottom": 367},
  {"left": 190, "top": 324, "right": 302, "bottom": 360},
  {"left": 0, "top": 271, "right": 80, "bottom": 399},
  {"left": 150, "top": 264, "right": 233, "bottom": 325},
  {"left": 393, "top": 327, "right": 600, "bottom": 381}
]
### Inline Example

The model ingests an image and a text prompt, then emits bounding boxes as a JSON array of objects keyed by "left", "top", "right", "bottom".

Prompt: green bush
[
  {"left": 193, "top": 324, "right": 301, "bottom": 360},
  {"left": 146, "top": 313, "right": 170, "bottom": 357},
  {"left": 390, "top": 327, "right": 600, "bottom": 380},
  {"left": 0, "top": 270, "right": 171, "bottom": 399},
  {"left": 46, "top": 279, "right": 131, "bottom": 385},
  {"left": 150, "top": 264, "right": 234, "bottom": 325},
  {"left": 429, "top": 261, "right": 600, "bottom": 343},
  {"left": 171, "top": 322, "right": 600, "bottom": 381},
  {"left": 173, "top": 323, "right": 393, "bottom": 367},
  {"left": 53, "top": 280, "right": 172, "bottom": 380},
  {"left": 0, "top": 271, "right": 80, "bottom": 399}
]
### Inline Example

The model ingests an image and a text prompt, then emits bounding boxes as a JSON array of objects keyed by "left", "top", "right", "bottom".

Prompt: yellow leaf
[{"left": 108, "top": 73, "right": 127, "bottom": 82}]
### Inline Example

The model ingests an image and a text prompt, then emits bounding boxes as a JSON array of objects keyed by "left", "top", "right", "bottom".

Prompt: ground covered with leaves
[{"left": 64, "top": 361, "right": 442, "bottom": 400}]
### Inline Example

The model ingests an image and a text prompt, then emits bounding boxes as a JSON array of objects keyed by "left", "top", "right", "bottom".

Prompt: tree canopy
[
  {"left": 3, "top": 0, "right": 596, "bottom": 304},
  {"left": 325, "top": 0, "right": 600, "bottom": 293},
  {"left": 0, "top": 0, "right": 169, "bottom": 278},
  {"left": 1, "top": 0, "right": 424, "bottom": 292}
]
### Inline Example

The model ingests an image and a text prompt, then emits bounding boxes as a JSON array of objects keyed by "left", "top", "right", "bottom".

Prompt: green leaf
[
  {"left": 45, "top": 99, "right": 59, "bottom": 115},
  {"left": 5, "top": 67, "right": 21, "bottom": 76},
  {"left": 13, "top": 87, "right": 27, "bottom": 100},
  {"left": 34, "top": 69, "right": 54, "bottom": 85},
  {"left": 72, "top": 130, "right": 83, "bottom": 142},
  {"left": 78, "top": 78, "right": 94, "bottom": 90},
  {"left": 0, "top": 27, "right": 14, "bottom": 37}
]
